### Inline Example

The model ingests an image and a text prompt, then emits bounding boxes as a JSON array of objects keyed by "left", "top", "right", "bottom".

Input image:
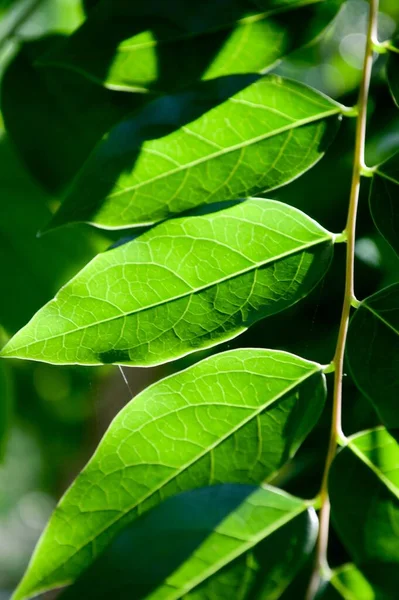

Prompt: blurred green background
[{"left": 0, "top": 1, "right": 398, "bottom": 598}]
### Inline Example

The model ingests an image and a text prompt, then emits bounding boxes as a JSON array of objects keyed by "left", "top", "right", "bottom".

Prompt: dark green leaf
[
  {"left": 12, "top": 348, "right": 326, "bottom": 599},
  {"left": 1, "top": 37, "right": 146, "bottom": 193},
  {"left": 60, "top": 484, "right": 317, "bottom": 600},
  {"left": 0, "top": 129, "right": 107, "bottom": 334},
  {"left": 40, "top": 0, "right": 343, "bottom": 93},
  {"left": 387, "top": 40, "right": 399, "bottom": 109},
  {"left": 319, "top": 564, "right": 389, "bottom": 600},
  {"left": 1, "top": 199, "right": 334, "bottom": 366},
  {"left": 0, "top": 361, "right": 12, "bottom": 460},
  {"left": 346, "top": 283, "right": 399, "bottom": 428},
  {"left": 49, "top": 75, "right": 343, "bottom": 230},
  {"left": 369, "top": 151, "right": 399, "bottom": 256},
  {"left": 329, "top": 427, "right": 399, "bottom": 598}
]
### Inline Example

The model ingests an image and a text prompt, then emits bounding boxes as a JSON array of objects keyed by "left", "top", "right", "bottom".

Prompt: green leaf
[
  {"left": 319, "top": 564, "right": 388, "bottom": 600},
  {"left": 346, "top": 283, "right": 399, "bottom": 428},
  {"left": 49, "top": 75, "right": 343, "bottom": 230},
  {"left": 1, "top": 36, "right": 146, "bottom": 193},
  {"left": 0, "top": 361, "right": 12, "bottom": 461},
  {"left": 60, "top": 484, "right": 317, "bottom": 600},
  {"left": 369, "top": 151, "right": 399, "bottom": 256},
  {"left": 40, "top": 0, "right": 343, "bottom": 93},
  {"left": 387, "top": 39, "right": 399, "bottom": 109},
  {"left": 1, "top": 199, "right": 334, "bottom": 366},
  {"left": 12, "top": 348, "right": 326, "bottom": 599},
  {"left": 329, "top": 427, "right": 399, "bottom": 598},
  {"left": 0, "top": 128, "right": 108, "bottom": 334}
]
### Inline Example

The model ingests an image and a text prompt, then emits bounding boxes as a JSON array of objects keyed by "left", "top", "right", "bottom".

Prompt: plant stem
[{"left": 305, "top": 1, "right": 378, "bottom": 598}]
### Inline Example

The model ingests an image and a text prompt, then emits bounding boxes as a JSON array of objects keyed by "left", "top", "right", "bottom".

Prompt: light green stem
[{"left": 305, "top": 1, "right": 379, "bottom": 597}]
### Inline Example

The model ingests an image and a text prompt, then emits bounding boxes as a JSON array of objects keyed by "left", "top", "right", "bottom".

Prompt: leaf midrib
[
  {"left": 363, "top": 302, "right": 399, "bottom": 337},
  {"left": 169, "top": 501, "right": 308, "bottom": 600},
  {"left": 375, "top": 168, "right": 399, "bottom": 186},
  {"left": 106, "top": 105, "right": 341, "bottom": 200},
  {"left": 24, "top": 363, "right": 321, "bottom": 595},
  {"left": 4, "top": 234, "right": 332, "bottom": 354},
  {"left": 348, "top": 439, "right": 399, "bottom": 501}
]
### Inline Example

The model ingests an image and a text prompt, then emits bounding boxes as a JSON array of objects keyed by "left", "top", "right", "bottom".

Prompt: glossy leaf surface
[
  {"left": 50, "top": 75, "right": 343, "bottom": 230},
  {"left": 60, "top": 484, "right": 317, "bottom": 600},
  {"left": 41, "top": 0, "right": 343, "bottom": 93},
  {"left": 1, "top": 199, "right": 334, "bottom": 366},
  {"left": 329, "top": 428, "right": 399, "bottom": 598},
  {"left": 13, "top": 348, "right": 326, "bottom": 599},
  {"left": 320, "top": 564, "right": 388, "bottom": 600},
  {"left": 346, "top": 283, "right": 399, "bottom": 428},
  {"left": 369, "top": 151, "right": 399, "bottom": 256}
]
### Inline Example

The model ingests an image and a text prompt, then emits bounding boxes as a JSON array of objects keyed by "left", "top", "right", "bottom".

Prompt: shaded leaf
[
  {"left": 1, "top": 199, "right": 334, "bottom": 366},
  {"left": 60, "top": 484, "right": 317, "bottom": 600},
  {"left": 49, "top": 75, "right": 343, "bottom": 230},
  {"left": 369, "top": 151, "right": 399, "bottom": 256},
  {"left": 387, "top": 39, "right": 399, "bottom": 109},
  {"left": 1, "top": 36, "right": 146, "bottom": 193},
  {"left": 319, "top": 564, "right": 388, "bottom": 600},
  {"left": 12, "top": 348, "right": 326, "bottom": 599},
  {"left": 40, "top": 0, "right": 343, "bottom": 93},
  {"left": 346, "top": 283, "right": 399, "bottom": 428},
  {"left": 0, "top": 361, "right": 12, "bottom": 461},
  {"left": 0, "top": 129, "right": 108, "bottom": 334},
  {"left": 329, "top": 427, "right": 399, "bottom": 598}
]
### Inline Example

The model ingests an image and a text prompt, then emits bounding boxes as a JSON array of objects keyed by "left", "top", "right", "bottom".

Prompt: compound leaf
[
  {"left": 40, "top": 0, "right": 343, "bottom": 93},
  {"left": 12, "top": 348, "right": 326, "bottom": 599},
  {"left": 60, "top": 484, "right": 317, "bottom": 600},
  {"left": 49, "top": 75, "right": 343, "bottom": 230},
  {"left": 346, "top": 283, "right": 399, "bottom": 428},
  {"left": 329, "top": 427, "right": 399, "bottom": 598},
  {"left": 1, "top": 199, "right": 334, "bottom": 366}
]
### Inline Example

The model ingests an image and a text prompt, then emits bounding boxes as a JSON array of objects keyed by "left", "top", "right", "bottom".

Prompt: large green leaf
[
  {"left": 369, "top": 151, "right": 399, "bottom": 256},
  {"left": 387, "top": 39, "right": 399, "bottom": 109},
  {"left": 1, "top": 37, "right": 145, "bottom": 193},
  {"left": 12, "top": 348, "right": 326, "bottom": 599},
  {"left": 346, "top": 283, "right": 399, "bottom": 428},
  {"left": 49, "top": 75, "right": 343, "bottom": 230},
  {"left": 319, "top": 564, "right": 388, "bottom": 600},
  {"left": 329, "top": 427, "right": 399, "bottom": 598},
  {"left": 39, "top": 0, "right": 343, "bottom": 93},
  {"left": 1, "top": 199, "right": 335, "bottom": 366},
  {"left": 60, "top": 484, "right": 317, "bottom": 600}
]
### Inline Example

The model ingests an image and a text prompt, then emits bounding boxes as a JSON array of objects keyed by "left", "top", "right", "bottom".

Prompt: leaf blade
[
  {"left": 60, "top": 484, "right": 317, "bottom": 600},
  {"left": 12, "top": 348, "right": 326, "bottom": 599},
  {"left": 49, "top": 75, "right": 343, "bottom": 230},
  {"left": 320, "top": 564, "right": 388, "bottom": 600},
  {"left": 40, "top": 0, "right": 343, "bottom": 93},
  {"left": 346, "top": 283, "right": 399, "bottom": 428},
  {"left": 1, "top": 199, "right": 334, "bottom": 366},
  {"left": 369, "top": 151, "right": 399, "bottom": 256},
  {"left": 387, "top": 39, "right": 399, "bottom": 109},
  {"left": 329, "top": 427, "right": 399, "bottom": 598}
]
